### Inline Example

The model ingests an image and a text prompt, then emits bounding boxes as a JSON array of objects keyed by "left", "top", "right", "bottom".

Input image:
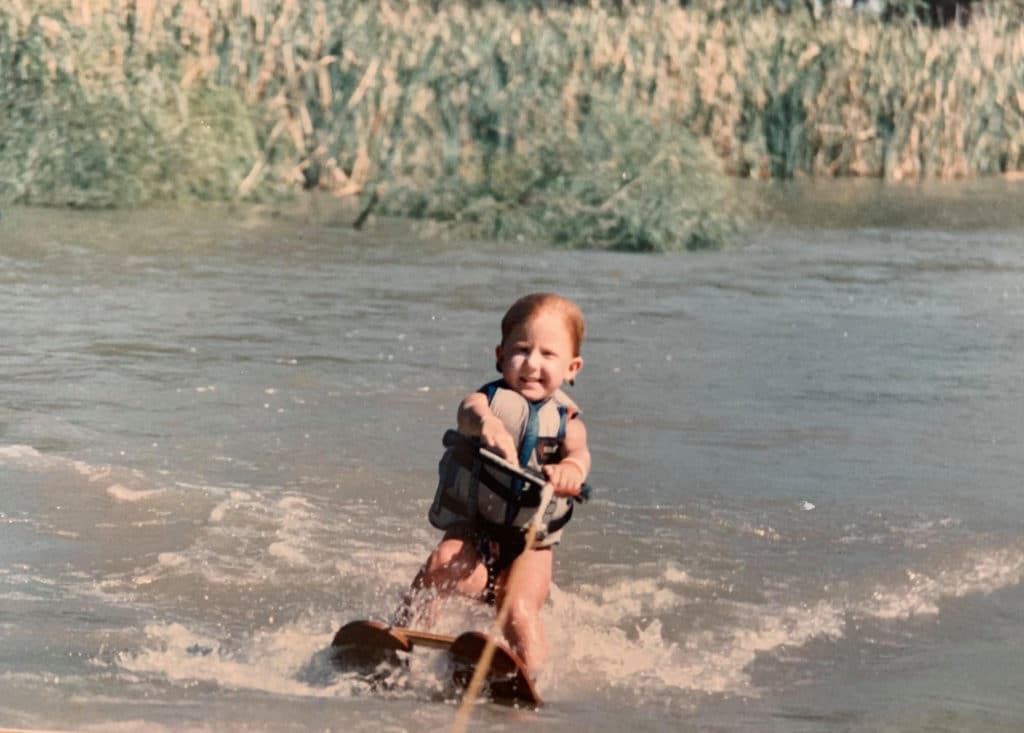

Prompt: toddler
[{"left": 396, "top": 293, "right": 591, "bottom": 676}]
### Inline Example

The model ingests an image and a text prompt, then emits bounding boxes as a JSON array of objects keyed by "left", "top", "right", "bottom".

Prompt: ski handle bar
[
  {"left": 479, "top": 445, "right": 592, "bottom": 503},
  {"left": 440, "top": 429, "right": 593, "bottom": 503},
  {"left": 448, "top": 436, "right": 593, "bottom": 503}
]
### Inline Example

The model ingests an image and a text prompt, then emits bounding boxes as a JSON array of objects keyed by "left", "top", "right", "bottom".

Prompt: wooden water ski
[
  {"left": 448, "top": 630, "right": 541, "bottom": 707},
  {"left": 331, "top": 620, "right": 541, "bottom": 707},
  {"left": 332, "top": 619, "right": 454, "bottom": 651},
  {"left": 329, "top": 619, "right": 409, "bottom": 676}
]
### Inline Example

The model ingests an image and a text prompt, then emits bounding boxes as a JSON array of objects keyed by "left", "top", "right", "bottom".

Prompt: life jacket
[{"left": 428, "top": 380, "right": 580, "bottom": 547}]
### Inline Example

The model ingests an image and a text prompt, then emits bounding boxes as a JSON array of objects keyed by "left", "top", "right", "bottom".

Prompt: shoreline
[
  {"left": 4, "top": 177, "right": 1024, "bottom": 250},
  {"left": 2, "top": 2, "right": 1023, "bottom": 249}
]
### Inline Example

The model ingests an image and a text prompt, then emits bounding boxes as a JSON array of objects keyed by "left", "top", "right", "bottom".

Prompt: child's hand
[
  {"left": 479, "top": 415, "right": 518, "bottom": 463},
  {"left": 543, "top": 461, "right": 586, "bottom": 498}
]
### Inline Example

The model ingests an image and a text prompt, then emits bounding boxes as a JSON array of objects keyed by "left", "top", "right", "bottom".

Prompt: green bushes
[
  {"left": 370, "top": 10, "right": 735, "bottom": 250},
  {"left": 0, "top": 10, "right": 262, "bottom": 207},
  {"left": 0, "top": 8, "right": 266, "bottom": 207},
  {"left": 384, "top": 96, "right": 734, "bottom": 251},
  {"left": 2, "top": 1, "right": 1023, "bottom": 250}
]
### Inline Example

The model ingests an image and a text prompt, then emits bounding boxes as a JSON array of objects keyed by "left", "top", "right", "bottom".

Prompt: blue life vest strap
[{"left": 480, "top": 380, "right": 503, "bottom": 403}]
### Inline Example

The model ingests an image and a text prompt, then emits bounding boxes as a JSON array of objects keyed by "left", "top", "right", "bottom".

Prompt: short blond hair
[{"left": 500, "top": 293, "right": 585, "bottom": 356}]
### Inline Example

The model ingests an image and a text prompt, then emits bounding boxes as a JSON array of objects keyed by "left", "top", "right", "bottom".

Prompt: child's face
[{"left": 496, "top": 309, "right": 583, "bottom": 402}]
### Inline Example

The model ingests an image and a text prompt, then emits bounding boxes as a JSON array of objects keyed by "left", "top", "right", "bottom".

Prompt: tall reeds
[{"left": 2, "top": 1, "right": 1022, "bottom": 248}]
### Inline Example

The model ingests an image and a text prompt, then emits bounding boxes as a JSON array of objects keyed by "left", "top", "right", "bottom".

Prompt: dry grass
[{"left": 2, "top": 1, "right": 1022, "bottom": 245}]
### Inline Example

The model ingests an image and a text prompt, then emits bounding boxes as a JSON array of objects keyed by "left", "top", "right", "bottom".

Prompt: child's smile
[{"left": 496, "top": 310, "right": 582, "bottom": 402}]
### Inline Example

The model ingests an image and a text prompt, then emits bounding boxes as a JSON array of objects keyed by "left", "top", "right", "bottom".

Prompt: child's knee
[
  {"left": 429, "top": 540, "right": 463, "bottom": 568},
  {"left": 424, "top": 539, "right": 477, "bottom": 581}
]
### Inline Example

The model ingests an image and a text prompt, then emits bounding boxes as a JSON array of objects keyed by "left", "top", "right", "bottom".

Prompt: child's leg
[
  {"left": 495, "top": 547, "right": 553, "bottom": 677},
  {"left": 394, "top": 533, "right": 488, "bottom": 627}
]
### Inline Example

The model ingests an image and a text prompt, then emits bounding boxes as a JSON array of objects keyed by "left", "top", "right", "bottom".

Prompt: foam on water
[
  {"left": 111, "top": 541, "right": 1024, "bottom": 710},
  {"left": 545, "top": 569, "right": 844, "bottom": 699},
  {"left": 117, "top": 621, "right": 345, "bottom": 698},
  {"left": 113, "top": 485, "right": 426, "bottom": 594},
  {"left": 861, "top": 546, "right": 1024, "bottom": 620},
  {"left": 106, "top": 484, "right": 165, "bottom": 502},
  {"left": 6, "top": 442, "right": 1024, "bottom": 720},
  {"left": 0, "top": 444, "right": 53, "bottom": 466},
  {"left": 1, "top": 443, "right": 172, "bottom": 511},
  {"left": 117, "top": 615, "right": 464, "bottom": 705},
  {"left": 543, "top": 541, "right": 1024, "bottom": 701}
]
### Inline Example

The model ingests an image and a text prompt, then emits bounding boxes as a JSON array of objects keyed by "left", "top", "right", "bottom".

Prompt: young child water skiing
[{"left": 395, "top": 293, "right": 591, "bottom": 678}]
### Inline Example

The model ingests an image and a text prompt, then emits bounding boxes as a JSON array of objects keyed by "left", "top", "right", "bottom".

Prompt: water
[{"left": 2, "top": 187, "right": 1023, "bottom": 732}]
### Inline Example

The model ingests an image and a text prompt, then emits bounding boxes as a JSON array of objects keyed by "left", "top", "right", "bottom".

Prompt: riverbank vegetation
[{"left": 2, "top": 1, "right": 1023, "bottom": 250}]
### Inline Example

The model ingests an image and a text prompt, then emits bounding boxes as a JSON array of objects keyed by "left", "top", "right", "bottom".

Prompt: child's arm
[
  {"left": 457, "top": 392, "right": 519, "bottom": 462},
  {"left": 543, "top": 417, "right": 590, "bottom": 498}
]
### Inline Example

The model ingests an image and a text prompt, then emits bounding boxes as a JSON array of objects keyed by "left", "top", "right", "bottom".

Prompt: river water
[{"left": 2, "top": 184, "right": 1023, "bottom": 732}]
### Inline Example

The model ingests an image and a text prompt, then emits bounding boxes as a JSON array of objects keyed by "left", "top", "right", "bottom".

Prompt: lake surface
[{"left": 2, "top": 184, "right": 1023, "bottom": 732}]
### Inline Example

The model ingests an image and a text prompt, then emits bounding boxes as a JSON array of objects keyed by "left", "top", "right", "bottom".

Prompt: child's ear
[
  {"left": 495, "top": 344, "right": 504, "bottom": 373},
  {"left": 566, "top": 356, "right": 583, "bottom": 386}
]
